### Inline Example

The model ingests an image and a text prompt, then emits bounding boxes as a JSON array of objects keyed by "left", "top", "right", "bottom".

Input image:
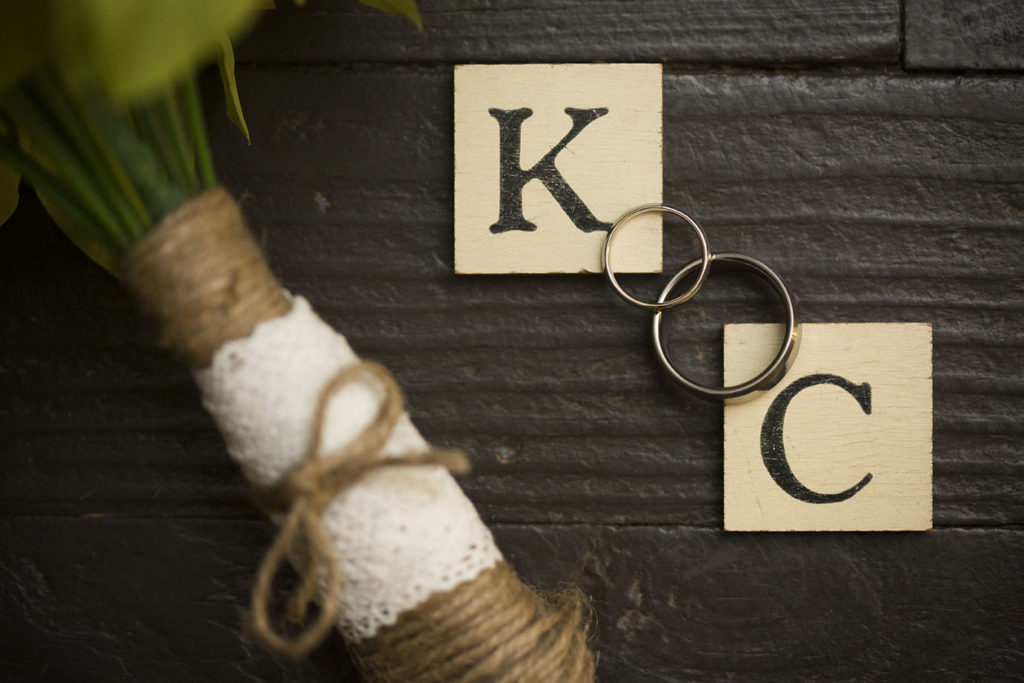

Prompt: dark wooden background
[{"left": 2, "top": 1, "right": 1023, "bottom": 680}]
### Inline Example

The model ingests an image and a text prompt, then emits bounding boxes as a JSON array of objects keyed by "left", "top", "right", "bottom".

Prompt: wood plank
[
  {"left": 905, "top": 0, "right": 1024, "bottom": 70},
  {"left": 2, "top": 330, "right": 1022, "bottom": 437},
  {"left": 234, "top": 0, "right": 898, "bottom": 66},
  {"left": 0, "top": 434, "right": 1019, "bottom": 528},
  {"left": 208, "top": 70, "right": 1024, "bottom": 183},
  {"left": 6, "top": 336, "right": 1020, "bottom": 395},
  {"left": 0, "top": 517, "right": 357, "bottom": 681},
  {"left": 1, "top": 518, "right": 1022, "bottom": 680},
  {"left": 2, "top": 70, "right": 1022, "bottom": 529},
  {"left": 2, "top": 4, "right": 1020, "bottom": 680}
]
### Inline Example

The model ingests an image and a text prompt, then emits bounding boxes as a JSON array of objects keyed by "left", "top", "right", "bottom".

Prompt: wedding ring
[
  {"left": 651, "top": 252, "right": 800, "bottom": 403},
  {"left": 603, "top": 205, "right": 711, "bottom": 311}
]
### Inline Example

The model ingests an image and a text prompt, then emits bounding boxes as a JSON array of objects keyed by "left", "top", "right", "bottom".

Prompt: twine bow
[{"left": 250, "top": 360, "right": 470, "bottom": 658}]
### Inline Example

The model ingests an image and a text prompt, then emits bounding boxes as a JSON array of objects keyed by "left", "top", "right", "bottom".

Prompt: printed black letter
[
  {"left": 488, "top": 107, "right": 611, "bottom": 234},
  {"left": 760, "top": 373, "right": 873, "bottom": 504}
]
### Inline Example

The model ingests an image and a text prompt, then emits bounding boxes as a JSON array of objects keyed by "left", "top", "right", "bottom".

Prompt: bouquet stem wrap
[{"left": 120, "top": 188, "right": 595, "bottom": 682}]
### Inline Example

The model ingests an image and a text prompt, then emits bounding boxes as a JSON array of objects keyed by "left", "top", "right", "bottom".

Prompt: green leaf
[
  {"left": 52, "top": 0, "right": 261, "bottom": 103},
  {"left": 0, "top": 114, "right": 120, "bottom": 270},
  {"left": 217, "top": 36, "right": 251, "bottom": 144},
  {"left": 0, "top": 3, "right": 49, "bottom": 92},
  {"left": 0, "top": 161, "right": 19, "bottom": 226},
  {"left": 359, "top": 0, "right": 423, "bottom": 31},
  {"left": 37, "top": 187, "right": 118, "bottom": 275}
]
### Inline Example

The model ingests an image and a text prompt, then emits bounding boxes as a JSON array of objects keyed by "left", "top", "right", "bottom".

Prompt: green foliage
[
  {"left": 359, "top": 0, "right": 423, "bottom": 31},
  {"left": 37, "top": 187, "right": 118, "bottom": 274},
  {"left": 0, "top": 70, "right": 210, "bottom": 274},
  {"left": 0, "top": 3, "right": 49, "bottom": 93},
  {"left": 51, "top": 0, "right": 260, "bottom": 103},
  {"left": 0, "top": 0, "right": 257, "bottom": 268},
  {"left": 218, "top": 37, "right": 251, "bottom": 144},
  {"left": 0, "top": 1, "right": 260, "bottom": 103},
  {"left": 0, "top": 0, "right": 422, "bottom": 271}
]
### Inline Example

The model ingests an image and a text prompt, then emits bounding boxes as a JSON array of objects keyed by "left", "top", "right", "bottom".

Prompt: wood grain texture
[
  {"left": 724, "top": 323, "right": 932, "bottom": 531},
  {"left": 2, "top": 4, "right": 1023, "bottom": 677},
  {"left": 236, "top": 0, "right": 899, "bottom": 66},
  {"left": 3, "top": 70, "right": 1020, "bottom": 528},
  {"left": 2, "top": 518, "right": 1022, "bottom": 681},
  {"left": 905, "top": 0, "right": 1024, "bottom": 70}
]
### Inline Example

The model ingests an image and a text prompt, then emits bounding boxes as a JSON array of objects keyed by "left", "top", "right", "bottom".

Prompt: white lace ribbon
[{"left": 193, "top": 296, "right": 502, "bottom": 641}]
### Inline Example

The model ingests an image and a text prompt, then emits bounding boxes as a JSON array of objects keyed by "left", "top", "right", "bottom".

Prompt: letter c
[{"left": 760, "top": 374, "right": 873, "bottom": 504}]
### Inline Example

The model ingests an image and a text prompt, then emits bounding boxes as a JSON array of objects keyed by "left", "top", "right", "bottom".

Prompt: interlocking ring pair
[{"left": 603, "top": 205, "right": 801, "bottom": 403}]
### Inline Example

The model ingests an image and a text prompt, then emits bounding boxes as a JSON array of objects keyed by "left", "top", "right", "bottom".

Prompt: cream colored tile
[
  {"left": 454, "top": 63, "right": 662, "bottom": 274},
  {"left": 724, "top": 323, "right": 932, "bottom": 531}
]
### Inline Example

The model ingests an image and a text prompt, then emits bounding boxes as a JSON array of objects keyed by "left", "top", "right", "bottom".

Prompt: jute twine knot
[
  {"left": 121, "top": 187, "right": 291, "bottom": 369},
  {"left": 251, "top": 360, "right": 470, "bottom": 658},
  {"left": 122, "top": 188, "right": 596, "bottom": 680}
]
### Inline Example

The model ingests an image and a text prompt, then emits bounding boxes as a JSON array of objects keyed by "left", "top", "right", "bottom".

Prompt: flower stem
[
  {"left": 181, "top": 77, "right": 217, "bottom": 189},
  {"left": 1, "top": 87, "right": 128, "bottom": 247},
  {"left": 132, "top": 107, "right": 176, "bottom": 186},
  {"left": 101, "top": 104, "right": 186, "bottom": 223},
  {"left": 25, "top": 74, "right": 141, "bottom": 245},
  {"left": 66, "top": 86, "right": 153, "bottom": 234},
  {"left": 155, "top": 91, "right": 197, "bottom": 193},
  {"left": 142, "top": 103, "right": 188, "bottom": 191},
  {"left": 0, "top": 132, "right": 110, "bottom": 247}
]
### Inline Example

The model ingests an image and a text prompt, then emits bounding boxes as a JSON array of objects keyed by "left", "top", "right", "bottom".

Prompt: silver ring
[
  {"left": 651, "top": 252, "right": 800, "bottom": 403},
  {"left": 603, "top": 204, "right": 712, "bottom": 311}
]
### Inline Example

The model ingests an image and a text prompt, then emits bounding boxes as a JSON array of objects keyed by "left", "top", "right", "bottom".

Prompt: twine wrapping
[
  {"left": 251, "top": 359, "right": 470, "bottom": 658},
  {"left": 119, "top": 187, "right": 597, "bottom": 680},
  {"left": 121, "top": 187, "right": 290, "bottom": 369},
  {"left": 354, "top": 562, "right": 595, "bottom": 683}
]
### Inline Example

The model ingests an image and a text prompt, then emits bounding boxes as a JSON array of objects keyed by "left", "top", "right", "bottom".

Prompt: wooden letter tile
[
  {"left": 723, "top": 323, "right": 932, "bottom": 531},
  {"left": 454, "top": 63, "right": 662, "bottom": 274}
]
